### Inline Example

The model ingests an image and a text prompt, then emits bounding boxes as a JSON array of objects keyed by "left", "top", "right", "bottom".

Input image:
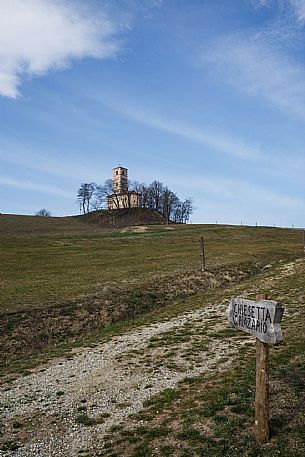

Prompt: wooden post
[
  {"left": 255, "top": 293, "right": 269, "bottom": 444},
  {"left": 200, "top": 237, "right": 205, "bottom": 272}
]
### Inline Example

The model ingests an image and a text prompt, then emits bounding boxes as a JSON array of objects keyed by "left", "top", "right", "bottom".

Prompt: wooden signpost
[{"left": 226, "top": 295, "right": 284, "bottom": 444}]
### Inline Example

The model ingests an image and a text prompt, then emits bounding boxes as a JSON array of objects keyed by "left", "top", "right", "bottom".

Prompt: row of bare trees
[
  {"left": 131, "top": 180, "right": 193, "bottom": 223},
  {"left": 77, "top": 179, "right": 193, "bottom": 223}
]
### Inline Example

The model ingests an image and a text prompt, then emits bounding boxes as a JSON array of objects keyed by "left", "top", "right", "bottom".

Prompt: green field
[{"left": 0, "top": 214, "right": 302, "bottom": 313}]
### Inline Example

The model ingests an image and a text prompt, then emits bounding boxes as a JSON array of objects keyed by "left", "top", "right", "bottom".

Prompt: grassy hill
[
  {"left": 78, "top": 207, "right": 169, "bottom": 227},
  {"left": 0, "top": 213, "right": 302, "bottom": 313},
  {"left": 0, "top": 214, "right": 304, "bottom": 456},
  {"left": 0, "top": 213, "right": 303, "bottom": 378}
]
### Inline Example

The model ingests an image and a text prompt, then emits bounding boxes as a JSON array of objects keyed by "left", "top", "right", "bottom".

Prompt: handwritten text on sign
[{"left": 226, "top": 298, "right": 284, "bottom": 344}]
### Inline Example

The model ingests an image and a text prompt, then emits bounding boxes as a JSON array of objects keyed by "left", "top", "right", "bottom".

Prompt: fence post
[{"left": 200, "top": 237, "right": 205, "bottom": 272}]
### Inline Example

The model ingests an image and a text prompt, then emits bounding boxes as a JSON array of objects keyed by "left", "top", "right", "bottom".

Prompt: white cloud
[
  {"left": 251, "top": 0, "right": 272, "bottom": 9},
  {"left": 0, "top": 138, "right": 105, "bottom": 182},
  {"left": 0, "top": 175, "right": 73, "bottom": 198},
  {"left": 174, "top": 174, "right": 305, "bottom": 209},
  {"left": 100, "top": 96, "right": 264, "bottom": 160},
  {"left": 0, "top": 0, "right": 120, "bottom": 98},
  {"left": 201, "top": 0, "right": 305, "bottom": 120},
  {"left": 252, "top": 0, "right": 305, "bottom": 26},
  {"left": 251, "top": 0, "right": 305, "bottom": 19},
  {"left": 205, "top": 23, "right": 305, "bottom": 119},
  {"left": 290, "top": 0, "right": 305, "bottom": 23}
]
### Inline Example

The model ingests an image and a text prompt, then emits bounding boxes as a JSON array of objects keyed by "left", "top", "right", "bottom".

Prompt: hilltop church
[{"left": 107, "top": 166, "right": 141, "bottom": 210}]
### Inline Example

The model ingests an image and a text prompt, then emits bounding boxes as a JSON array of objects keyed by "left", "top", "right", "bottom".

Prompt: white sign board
[{"left": 226, "top": 298, "right": 284, "bottom": 344}]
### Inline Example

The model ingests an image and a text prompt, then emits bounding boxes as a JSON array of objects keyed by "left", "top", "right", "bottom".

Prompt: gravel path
[{"left": 0, "top": 301, "right": 243, "bottom": 457}]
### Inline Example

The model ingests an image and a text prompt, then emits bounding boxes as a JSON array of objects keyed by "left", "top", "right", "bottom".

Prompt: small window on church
[{"left": 116, "top": 171, "right": 118, "bottom": 175}]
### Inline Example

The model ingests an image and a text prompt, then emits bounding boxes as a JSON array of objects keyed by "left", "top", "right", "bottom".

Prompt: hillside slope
[
  {"left": 1, "top": 214, "right": 303, "bottom": 384},
  {"left": 1, "top": 214, "right": 302, "bottom": 314},
  {"left": 76, "top": 207, "right": 168, "bottom": 227}
]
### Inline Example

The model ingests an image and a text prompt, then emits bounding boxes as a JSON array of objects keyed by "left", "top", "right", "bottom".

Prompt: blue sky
[{"left": 1, "top": 0, "right": 305, "bottom": 226}]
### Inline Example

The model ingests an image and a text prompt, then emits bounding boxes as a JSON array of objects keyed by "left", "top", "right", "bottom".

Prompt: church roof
[{"left": 113, "top": 165, "right": 128, "bottom": 171}]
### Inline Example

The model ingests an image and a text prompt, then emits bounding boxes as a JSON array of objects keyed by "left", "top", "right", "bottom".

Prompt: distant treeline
[{"left": 77, "top": 180, "right": 193, "bottom": 223}]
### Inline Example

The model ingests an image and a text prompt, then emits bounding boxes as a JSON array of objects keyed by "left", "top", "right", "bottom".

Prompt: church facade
[{"left": 107, "top": 166, "right": 141, "bottom": 210}]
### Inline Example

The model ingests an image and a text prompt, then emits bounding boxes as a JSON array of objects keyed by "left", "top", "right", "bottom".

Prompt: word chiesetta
[{"left": 226, "top": 298, "right": 284, "bottom": 344}]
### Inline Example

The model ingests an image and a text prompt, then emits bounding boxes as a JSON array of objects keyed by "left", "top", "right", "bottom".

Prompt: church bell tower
[{"left": 113, "top": 166, "right": 128, "bottom": 194}]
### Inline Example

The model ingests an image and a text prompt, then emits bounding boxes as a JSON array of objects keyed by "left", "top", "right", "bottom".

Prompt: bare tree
[
  {"left": 148, "top": 180, "right": 164, "bottom": 211},
  {"left": 129, "top": 179, "right": 193, "bottom": 223},
  {"left": 162, "top": 187, "right": 179, "bottom": 223},
  {"left": 129, "top": 180, "right": 147, "bottom": 208},
  {"left": 181, "top": 198, "right": 193, "bottom": 223},
  {"left": 77, "top": 182, "right": 97, "bottom": 214},
  {"left": 172, "top": 201, "right": 182, "bottom": 223},
  {"left": 170, "top": 198, "right": 193, "bottom": 223},
  {"left": 91, "top": 184, "right": 105, "bottom": 211},
  {"left": 35, "top": 208, "right": 51, "bottom": 217},
  {"left": 86, "top": 182, "right": 96, "bottom": 213},
  {"left": 77, "top": 183, "right": 86, "bottom": 214},
  {"left": 100, "top": 179, "right": 121, "bottom": 209},
  {"left": 140, "top": 184, "right": 149, "bottom": 208}
]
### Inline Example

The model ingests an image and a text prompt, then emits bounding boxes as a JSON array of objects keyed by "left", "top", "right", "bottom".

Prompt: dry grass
[{"left": 0, "top": 214, "right": 302, "bottom": 313}]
